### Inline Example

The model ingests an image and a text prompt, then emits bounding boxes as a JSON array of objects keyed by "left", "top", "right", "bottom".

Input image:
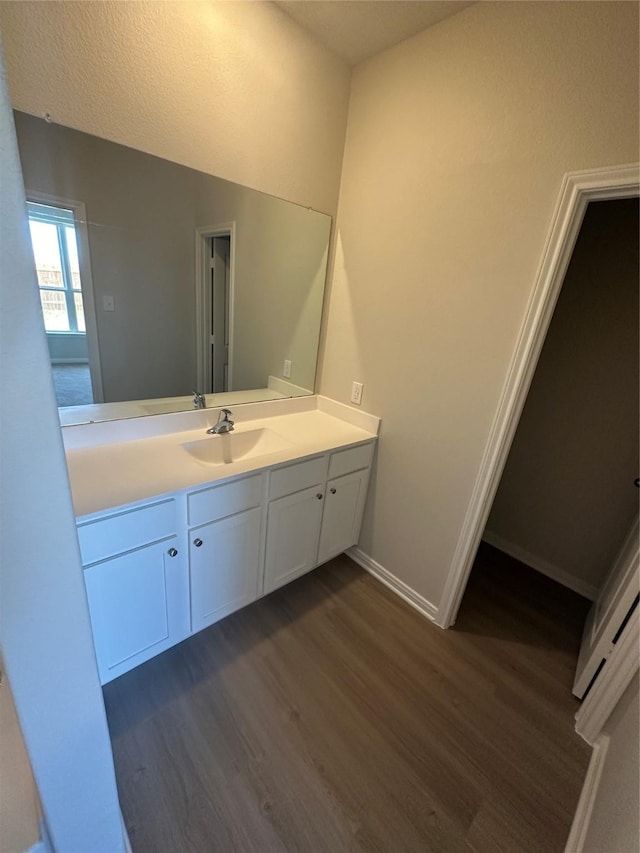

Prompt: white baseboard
[
  {"left": 347, "top": 547, "right": 439, "bottom": 623},
  {"left": 564, "top": 734, "right": 610, "bottom": 853},
  {"left": 482, "top": 530, "right": 598, "bottom": 601}
]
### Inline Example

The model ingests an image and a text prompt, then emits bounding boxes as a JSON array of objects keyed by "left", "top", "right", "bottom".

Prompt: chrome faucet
[
  {"left": 207, "top": 408, "right": 234, "bottom": 435},
  {"left": 192, "top": 390, "right": 206, "bottom": 410}
]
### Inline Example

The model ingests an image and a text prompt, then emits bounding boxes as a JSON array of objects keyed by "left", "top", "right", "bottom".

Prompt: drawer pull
[
  {"left": 167, "top": 547, "right": 178, "bottom": 557},
  {"left": 193, "top": 538, "right": 203, "bottom": 547},
  {"left": 316, "top": 492, "right": 323, "bottom": 500},
  {"left": 330, "top": 488, "right": 337, "bottom": 494}
]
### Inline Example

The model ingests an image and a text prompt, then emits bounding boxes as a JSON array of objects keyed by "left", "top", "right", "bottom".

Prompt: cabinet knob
[
  {"left": 330, "top": 487, "right": 337, "bottom": 494},
  {"left": 193, "top": 538, "right": 203, "bottom": 547},
  {"left": 316, "top": 492, "right": 323, "bottom": 500},
  {"left": 167, "top": 547, "right": 178, "bottom": 557}
]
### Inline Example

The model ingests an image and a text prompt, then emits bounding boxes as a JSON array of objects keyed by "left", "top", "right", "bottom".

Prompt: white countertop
[{"left": 66, "top": 397, "right": 379, "bottom": 519}]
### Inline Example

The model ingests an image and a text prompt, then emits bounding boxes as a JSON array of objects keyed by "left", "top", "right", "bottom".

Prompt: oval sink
[{"left": 182, "top": 428, "right": 292, "bottom": 465}]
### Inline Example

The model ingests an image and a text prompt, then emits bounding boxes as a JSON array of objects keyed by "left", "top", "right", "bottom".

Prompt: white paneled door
[{"left": 573, "top": 516, "right": 639, "bottom": 698}]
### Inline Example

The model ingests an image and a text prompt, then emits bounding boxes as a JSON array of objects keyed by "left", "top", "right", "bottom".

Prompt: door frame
[
  {"left": 195, "top": 222, "right": 236, "bottom": 394},
  {"left": 436, "top": 162, "right": 640, "bottom": 630},
  {"left": 25, "top": 189, "right": 104, "bottom": 403}
]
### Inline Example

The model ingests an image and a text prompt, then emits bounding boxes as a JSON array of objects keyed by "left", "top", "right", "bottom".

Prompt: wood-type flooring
[{"left": 104, "top": 544, "right": 592, "bottom": 852}]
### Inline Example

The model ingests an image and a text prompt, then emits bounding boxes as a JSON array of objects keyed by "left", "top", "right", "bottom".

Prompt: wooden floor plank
[{"left": 104, "top": 544, "right": 591, "bottom": 852}]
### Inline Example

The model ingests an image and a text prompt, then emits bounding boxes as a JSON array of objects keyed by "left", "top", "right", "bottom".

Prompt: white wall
[
  {"left": 581, "top": 674, "right": 639, "bottom": 853},
  {"left": 319, "top": 1, "right": 639, "bottom": 612},
  {"left": 0, "top": 44, "right": 125, "bottom": 851},
  {"left": 486, "top": 199, "right": 639, "bottom": 596},
  {"left": 0, "top": 0, "right": 350, "bottom": 215}
]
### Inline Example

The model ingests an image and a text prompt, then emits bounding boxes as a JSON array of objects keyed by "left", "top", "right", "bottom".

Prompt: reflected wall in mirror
[{"left": 14, "top": 111, "right": 332, "bottom": 425}]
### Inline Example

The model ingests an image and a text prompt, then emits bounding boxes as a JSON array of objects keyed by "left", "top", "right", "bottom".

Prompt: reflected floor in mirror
[
  {"left": 51, "top": 363, "right": 92, "bottom": 407},
  {"left": 103, "top": 551, "right": 591, "bottom": 853}
]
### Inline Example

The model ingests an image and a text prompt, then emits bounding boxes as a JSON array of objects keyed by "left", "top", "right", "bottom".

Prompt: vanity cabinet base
[{"left": 78, "top": 440, "right": 375, "bottom": 684}]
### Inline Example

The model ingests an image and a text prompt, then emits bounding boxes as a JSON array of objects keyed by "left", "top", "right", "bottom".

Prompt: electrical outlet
[
  {"left": 350, "top": 381, "right": 363, "bottom": 405},
  {"left": 283, "top": 359, "right": 292, "bottom": 379},
  {"left": 102, "top": 294, "right": 115, "bottom": 312}
]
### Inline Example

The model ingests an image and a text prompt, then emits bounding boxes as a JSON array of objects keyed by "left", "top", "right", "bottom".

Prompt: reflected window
[{"left": 26, "top": 201, "right": 85, "bottom": 333}]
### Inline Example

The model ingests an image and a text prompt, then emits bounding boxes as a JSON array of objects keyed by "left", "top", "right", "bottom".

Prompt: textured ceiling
[{"left": 274, "top": 1, "right": 475, "bottom": 66}]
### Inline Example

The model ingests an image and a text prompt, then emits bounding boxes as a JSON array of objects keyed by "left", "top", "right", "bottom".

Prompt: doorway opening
[
  {"left": 475, "top": 196, "right": 638, "bottom": 686},
  {"left": 439, "top": 165, "right": 639, "bottom": 726},
  {"left": 195, "top": 224, "right": 235, "bottom": 395}
]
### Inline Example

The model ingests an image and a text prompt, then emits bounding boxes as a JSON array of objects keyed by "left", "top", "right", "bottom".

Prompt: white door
[
  {"left": 210, "top": 236, "right": 230, "bottom": 393},
  {"left": 189, "top": 508, "right": 261, "bottom": 633},
  {"left": 573, "top": 516, "right": 639, "bottom": 698},
  {"left": 317, "top": 469, "right": 369, "bottom": 565},
  {"left": 84, "top": 537, "right": 185, "bottom": 684},
  {"left": 264, "top": 486, "right": 324, "bottom": 594}
]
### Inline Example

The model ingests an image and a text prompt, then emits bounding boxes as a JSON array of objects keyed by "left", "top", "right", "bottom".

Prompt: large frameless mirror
[{"left": 15, "top": 111, "right": 332, "bottom": 425}]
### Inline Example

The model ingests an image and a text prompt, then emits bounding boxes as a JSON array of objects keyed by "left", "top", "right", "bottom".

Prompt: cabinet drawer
[
  {"left": 77, "top": 499, "right": 176, "bottom": 566},
  {"left": 328, "top": 443, "right": 373, "bottom": 479},
  {"left": 269, "top": 455, "right": 328, "bottom": 500},
  {"left": 188, "top": 474, "right": 262, "bottom": 527}
]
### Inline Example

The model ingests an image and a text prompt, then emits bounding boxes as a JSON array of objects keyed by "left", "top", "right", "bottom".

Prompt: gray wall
[
  {"left": 47, "top": 331, "right": 88, "bottom": 363},
  {"left": 486, "top": 199, "right": 639, "bottom": 593}
]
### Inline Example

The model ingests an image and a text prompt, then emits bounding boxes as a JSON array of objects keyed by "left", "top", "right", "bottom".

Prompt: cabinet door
[
  {"left": 84, "top": 536, "right": 187, "bottom": 684},
  {"left": 317, "top": 469, "right": 369, "bottom": 565},
  {"left": 190, "top": 507, "right": 262, "bottom": 633},
  {"left": 264, "top": 486, "right": 325, "bottom": 594}
]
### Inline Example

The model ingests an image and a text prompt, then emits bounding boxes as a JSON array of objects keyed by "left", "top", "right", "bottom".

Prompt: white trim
[
  {"left": 482, "top": 530, "right": 598, "bottom": 601},
  {"left": 575, "top": 603, "right": 639, "bottom": 744},
  {"left": 195, "top": 222, "right": 236, "bottom": 394},
  {"left": 436, "top": 163, "right": 640, "bottom": 629},
  {"left": 564, "top": 734, "right": 610, "bottom": 853},
  {"left": 26, "top": 189, "right": 104, "bottom": 403},
  {"left": 348, "top": 547, "right": 438, "bottom": 622}
]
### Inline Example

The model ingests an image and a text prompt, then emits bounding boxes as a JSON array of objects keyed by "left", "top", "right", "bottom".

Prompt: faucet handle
[{"left": 192, "top": 390, "right": 206, "bottom": 409}]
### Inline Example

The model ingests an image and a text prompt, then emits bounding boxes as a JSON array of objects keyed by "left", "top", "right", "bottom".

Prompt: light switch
[{"left": 102, "top": 294, "right": 115, "bottom": 312}]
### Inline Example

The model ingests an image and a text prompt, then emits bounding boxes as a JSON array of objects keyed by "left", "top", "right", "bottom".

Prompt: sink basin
[{"left": 181, "top": 428, "right": 292, "bottom": 465}]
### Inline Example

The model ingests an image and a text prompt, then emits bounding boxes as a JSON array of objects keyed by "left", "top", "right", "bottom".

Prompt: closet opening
[{"left": 458, "top": 196, "right": 639, "bottom": 705}]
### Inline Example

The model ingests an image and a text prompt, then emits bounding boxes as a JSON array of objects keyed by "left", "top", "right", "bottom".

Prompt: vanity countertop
[{"left": 65, "top": 396, "right": 380, "bottom": 519}]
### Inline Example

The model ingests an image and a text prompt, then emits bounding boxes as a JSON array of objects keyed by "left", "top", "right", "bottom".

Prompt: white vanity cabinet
[
  {"left": 264, "top": 456, "right": 328, "bottom": 594},
  {"left": 264, "top": 443, "right": 374, "bottom": 594},
  {"left": 78, "top": 498, "right": 190, "bottom": 685},
  {"left": 317, "top": 468, "right": 370, "bottom": 564},
  {"left": 76, "top": 435, "right": 376, "bottom": 684},
  {"left": 187, "top": 474, "right": 264, "bottom": 633}
]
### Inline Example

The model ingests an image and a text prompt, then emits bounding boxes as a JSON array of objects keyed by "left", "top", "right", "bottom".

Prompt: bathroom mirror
[{"left": 14, "top": 111, "right": 331, "bottom": 425}]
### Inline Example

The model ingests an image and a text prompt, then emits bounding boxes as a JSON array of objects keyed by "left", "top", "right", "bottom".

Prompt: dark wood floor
[{"left": 104, "top": 544, "right": 592, "bottom": 852}]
